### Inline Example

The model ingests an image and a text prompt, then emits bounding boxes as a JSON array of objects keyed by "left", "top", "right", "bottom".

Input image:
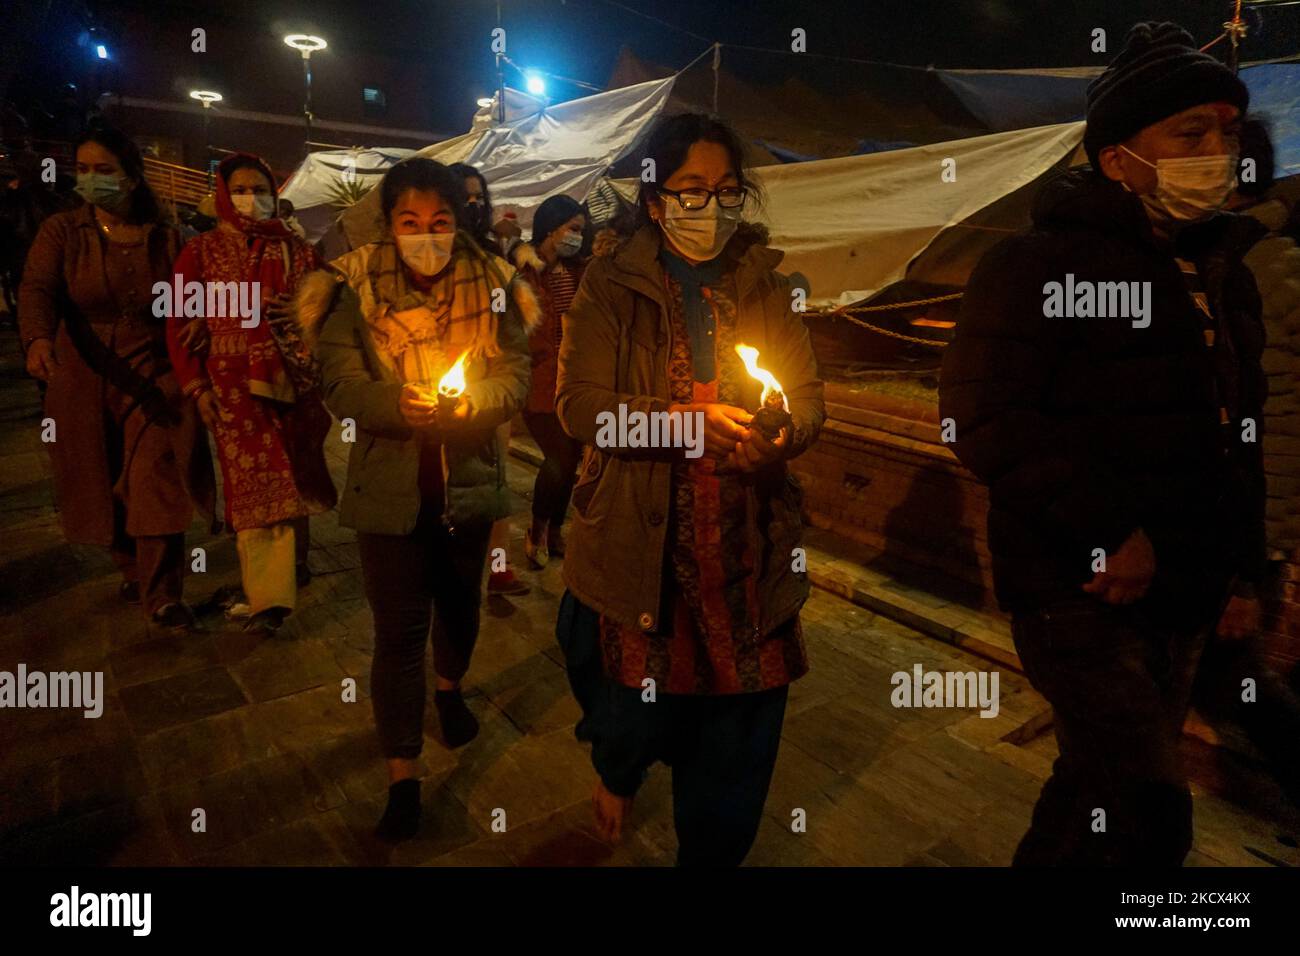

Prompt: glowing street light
[
  {"left": 284, "top": 34, "right": 328, "bottom": 155},
  {"left": 189, "top": 90, "right": 223, "bottom": 188},
  {"left": 284, "top": 33, "right": 327, "bottom": 54},
  {"left": 96, "top": 45, "right": 108, "bottom": 60},
  {"left": 525, "top": 73, "right": 546, "bottom": 96}
]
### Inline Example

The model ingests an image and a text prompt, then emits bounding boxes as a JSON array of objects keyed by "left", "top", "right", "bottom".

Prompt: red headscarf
[
  {"left": 210, "top": 152, "right": 319, "bottom": 403},
  {"left": 214, "top": 152, "right": 295, "bottom": 241}
]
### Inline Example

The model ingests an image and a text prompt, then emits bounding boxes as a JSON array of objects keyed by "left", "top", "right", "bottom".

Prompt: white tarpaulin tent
[
  {"left": 310, "top": 74, "right": 1083, "bottom": 308},
  {"left": 278, "top": 88, "right": 550, "bottom": 246},
  {"left": 337, "top": 77, "right": 675, "bottom": 248},
  {"left": 279, "top": 147, "right": 416, "bottom": 243},
  {"left": 752, "top": 121, "right": 1086, "bottom": 306}
]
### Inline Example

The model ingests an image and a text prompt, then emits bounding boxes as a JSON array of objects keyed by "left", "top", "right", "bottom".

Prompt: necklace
[{"left": 94, "top": 208, "right": 141, "bottom": 243}]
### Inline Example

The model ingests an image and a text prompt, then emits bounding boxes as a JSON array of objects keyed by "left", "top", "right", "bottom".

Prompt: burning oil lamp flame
[
  {"left": 735, "top": 343, "right": 792, "bottom": 441},
  {"left": 734, "top": 345, "right": 785, "bottom": 409},
  {"left": 437, "top": 352, "right": 467, "bottom": 398},
  {"left": 436, "top": 352, "right": 468, "bottom": 414}
]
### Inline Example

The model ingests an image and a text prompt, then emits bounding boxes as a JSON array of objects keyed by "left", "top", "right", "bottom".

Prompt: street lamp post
[
  {"left": 495, "top": 0, "right": 504, "bottom": 124},
  {"left": 284, "top": 34, "right": 327, "bottom": 156},
  {"left": 189, "top": 90, "right": 222, "bottom": 188}
]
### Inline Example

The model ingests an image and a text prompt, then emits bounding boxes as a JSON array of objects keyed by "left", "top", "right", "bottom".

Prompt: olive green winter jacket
[
  {"left": 295, "top": 260, "right": 536, "bottom": 535},
  {"left": 555, "top": 223, "right": 825, "bottom": 635}
]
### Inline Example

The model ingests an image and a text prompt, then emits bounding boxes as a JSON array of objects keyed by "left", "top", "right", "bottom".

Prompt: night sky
[{"left": 8, "top": 0, "right": 1299, "bottom": 133}]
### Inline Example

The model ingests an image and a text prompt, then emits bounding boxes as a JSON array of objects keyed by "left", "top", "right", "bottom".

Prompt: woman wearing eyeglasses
[{"left": 554, "top": 113, "right": 825, "bottom": 866}]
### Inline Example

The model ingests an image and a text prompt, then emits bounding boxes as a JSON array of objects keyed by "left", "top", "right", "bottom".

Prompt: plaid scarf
[{"left": 362, "top": 231, "right": 515, "bottom": 385}]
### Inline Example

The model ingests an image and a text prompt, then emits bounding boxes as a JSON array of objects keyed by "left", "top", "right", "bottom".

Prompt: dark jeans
[
  {"left": 358, "top": 504, "right": 491, "bottom": 759},
  {"left": 1010, "top": 597, "right": 1209, "bottom": 866},
  {"left": 556, "top": 590, "right": 788, "bottom": 866},
  {"left": 522, "top": 411, "right": 581, "bottom": 526}
]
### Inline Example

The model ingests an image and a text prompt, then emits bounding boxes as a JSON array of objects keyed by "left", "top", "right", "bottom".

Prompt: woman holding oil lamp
[
  {"left": 554, "top": 113, "right": 825, "bottom": 865},
  {"left": 296, "top": 158, "right": 538, "bottom": 841}
]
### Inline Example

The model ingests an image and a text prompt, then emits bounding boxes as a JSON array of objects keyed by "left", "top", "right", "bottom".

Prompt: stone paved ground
[{"left": 1, "top": 327, "right": 1298, "bottom": 867}]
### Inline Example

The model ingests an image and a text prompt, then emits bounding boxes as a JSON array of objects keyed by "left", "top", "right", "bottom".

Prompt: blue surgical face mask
[
  {"left": 556, "top": 233, "right": 583, "bottom": 258},
  {"left": 75, "top": 171, "right": 129, "bottom": 211}
]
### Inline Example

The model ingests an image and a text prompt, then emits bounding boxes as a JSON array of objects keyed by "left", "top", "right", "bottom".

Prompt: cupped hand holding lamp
[
  {"left": 399, "top": 351, "right": 470, "bottom": 428},
  {"left": 690, "top": 343, "right": 790, "bottom": 472}
]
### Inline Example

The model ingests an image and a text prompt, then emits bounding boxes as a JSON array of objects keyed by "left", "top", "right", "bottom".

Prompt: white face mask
[
  {"left": 556, "top": 233, "right": 583, "bottom": 258},
  {"left": 659, "top": 196, "right": 742, "bottom": 261},
  {"left": 232, "top": 193, "right": 277, "bottom": 221},
  {"left": 1120, "top": 146, "right": 1238, "bottom": 223},
  {"left": 397, "top": 231, "right": 455, "bottom": 276}
]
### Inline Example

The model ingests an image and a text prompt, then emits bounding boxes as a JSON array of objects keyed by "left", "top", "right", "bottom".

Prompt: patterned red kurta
[
  {"left": 599, "top": 274, "right": 809, "bottom": 695},
  {"left": 167, "top": 229, "right": 336, "bottom": 531}
]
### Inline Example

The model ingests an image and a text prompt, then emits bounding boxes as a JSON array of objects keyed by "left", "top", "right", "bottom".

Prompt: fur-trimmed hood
[
  {"left": 507, "top": 270, "right": 545, "bottom": 334},
  {"left": 294, "top": 267, "right": 349, "bottom": 348}
]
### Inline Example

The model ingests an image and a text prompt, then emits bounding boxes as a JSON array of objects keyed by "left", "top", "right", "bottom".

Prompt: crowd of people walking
[{"left": 6, "top": 19, "right": 1300, "bottom": 867}]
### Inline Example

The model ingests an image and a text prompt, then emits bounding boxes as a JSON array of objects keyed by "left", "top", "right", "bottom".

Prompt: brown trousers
[{"left": 110, "top": 519, "right": 184, "bottom": 615}]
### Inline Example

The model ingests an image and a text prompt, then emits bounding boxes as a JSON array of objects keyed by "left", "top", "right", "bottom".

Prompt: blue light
[
  {"left": 96, "top": 44, "right": 108, "bottom": 59},
  {"left": 525, "top": 73, "right": 545, "bottom": 96}
]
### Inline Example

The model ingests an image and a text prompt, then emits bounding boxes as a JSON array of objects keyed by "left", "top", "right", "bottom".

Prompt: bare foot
[{"left": 591, "top": 778, "right": 634, "bottom": 844}]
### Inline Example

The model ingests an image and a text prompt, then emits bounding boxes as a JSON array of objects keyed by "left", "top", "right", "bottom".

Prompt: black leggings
[
  {"left": 523, "top": 411, "right": 581, "bottom": 526},
  {"left": 358, "top": 503, "right": 491, "bottom": 759}
]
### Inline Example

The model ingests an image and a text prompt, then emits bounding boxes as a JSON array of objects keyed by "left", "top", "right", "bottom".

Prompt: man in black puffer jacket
[{"left": 940, "top": 22, "right": 1267, "bottom": 866}]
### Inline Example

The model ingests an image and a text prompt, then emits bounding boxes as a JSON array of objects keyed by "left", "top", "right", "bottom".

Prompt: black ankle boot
[
  {"left": 435, "top": 689, "right": 479, "bottom": 748},
  {"left": 375, "top": 778, "right": 421, "bottom": 841}
]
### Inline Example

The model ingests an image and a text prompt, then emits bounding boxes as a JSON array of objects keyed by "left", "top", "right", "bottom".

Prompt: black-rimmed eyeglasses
[{"left": 657, "top": 186, "right": 747, "bottom": 211}]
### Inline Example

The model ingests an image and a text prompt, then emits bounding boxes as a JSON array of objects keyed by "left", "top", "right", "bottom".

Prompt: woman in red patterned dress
[{"left": 165, "top": 153, "right": 337, "bottom": 631}]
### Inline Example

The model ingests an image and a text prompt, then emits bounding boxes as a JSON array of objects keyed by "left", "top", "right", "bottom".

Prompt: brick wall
[
  {"left": 790, "top": 397, "right": 996, "bottom": 612},
  {"left": 796, "top": 393, "right": 1300, "bottom": 672},
  {"left": 1261, "top": 555, "right": 1300, "bottom": 673}
]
